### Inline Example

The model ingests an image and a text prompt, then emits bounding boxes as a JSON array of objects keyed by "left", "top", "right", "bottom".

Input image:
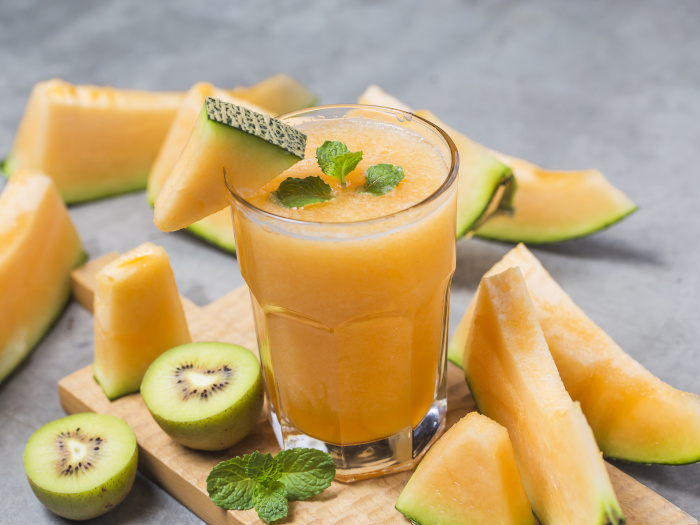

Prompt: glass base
[{"left": 268, "top": 397, "right": 447, "bottom": 482}]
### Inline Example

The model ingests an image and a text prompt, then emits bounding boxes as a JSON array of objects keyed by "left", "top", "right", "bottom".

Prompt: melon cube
[{"left": 93, "top": 243, "right": 191, "bottom": 400}]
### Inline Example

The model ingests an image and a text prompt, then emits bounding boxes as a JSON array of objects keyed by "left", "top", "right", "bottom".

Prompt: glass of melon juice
[{"left": 226, "top": 105, "right": 458, "bottom": 481}]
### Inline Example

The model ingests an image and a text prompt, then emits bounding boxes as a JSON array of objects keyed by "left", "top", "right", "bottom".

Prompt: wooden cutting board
[{"left": 58, "top": 253, "right": 699, "bottom": 525}]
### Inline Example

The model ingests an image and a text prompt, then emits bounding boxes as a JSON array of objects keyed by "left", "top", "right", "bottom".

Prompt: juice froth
[{"left": 247, "top": 118, "right": 448, "bottom": 223}]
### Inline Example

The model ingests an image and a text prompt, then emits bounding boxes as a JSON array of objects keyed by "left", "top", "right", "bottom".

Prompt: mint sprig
[
  {"left": 361, "top": 163, "right": 404, "bottom": 196},
  {"left": 207, "top": 448, "right": 336, "bottom": 523},
  {"left": 316, "top": 140, "right": 363, "bottom": 185},
  {"left": 273, "top": 176, "right": 333, "bottom": 208}
]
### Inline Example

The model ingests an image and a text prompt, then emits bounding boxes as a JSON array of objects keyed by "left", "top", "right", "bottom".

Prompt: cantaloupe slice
[
  {"left": 153, "top": 98, "right": 306, "bottom": 232},
  {"left": 358, "top": 85, "right": 637, "bottom": 243},
  {"left": 358, "top": 85, "right": 514, "bottom": 238},
  {"left": 146, "top": 82, "right": 271, "bottom": 205},
  {"left": 93, "top": 242, "right": 191, "bottom": 400},
  {"left": 4, "top": 79, "right": 185, "bottom": 203},
  {"left": 147, "top": 77, "right": 316, "bottom": 253},
  {"left": 464, "top": 267, "right": 623, "bottom": 525},
  {"left": 450, "top": 244, "right": 700, "bottom": 465},
  {"left": 396, "top": 412, "right": 534, "bottom": 525},
  {"left": 0, "top": 171, "right": 84, "bottom": 383},
  {"left": 475, "top": 152, "right": 637, "bottom": 243}
]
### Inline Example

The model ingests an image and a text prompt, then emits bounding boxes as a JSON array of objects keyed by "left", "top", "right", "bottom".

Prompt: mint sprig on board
[
  {"left": 207, "top": 448, "right": 335, "bottom": 523},
  {"left": 361, "top": 163, "right": 404, "bottom": 196},
  {"left": 316, "top": 140, "right": 363, "bottom": 185},
  {"left": 272, "top": 176, "right": 333, "bottom": 208}
]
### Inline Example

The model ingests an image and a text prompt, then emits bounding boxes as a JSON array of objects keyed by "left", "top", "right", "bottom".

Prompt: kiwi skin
[
  {"left": 23, "top": 413, "right": 138, "bottom": 520},
  {"left": 141, "top": 342, "right": 264, "bottom": 451}
]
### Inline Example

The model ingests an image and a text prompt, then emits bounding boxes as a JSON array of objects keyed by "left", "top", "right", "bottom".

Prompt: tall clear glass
[{"left": 227, "top": 105, "right": 459, "bottom": 481}]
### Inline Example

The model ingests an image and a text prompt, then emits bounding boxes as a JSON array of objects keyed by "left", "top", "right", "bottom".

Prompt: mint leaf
[
  {"left": 362, "top": 164, "right": 404, "bottom": 196},
  {"left": 276, "top": 448, "right": 336, "bottom": 501},
  {"left": 206, "top": 455, "right": 256, "bottom": 510},
  {"left": 207, "top": 448, "right": 334, "bottom": 522},
  {"left": 246, "top": 451, "right": 281, "bottom": 487},
  {"left": 316, "top": 140, "right": 363, "bottom": 185},
  {"left": 253, "top": 481, "right": 288, "bottom": 523},
  {"left": 273, "top": 176, "right": 333, "bottom": 208}
]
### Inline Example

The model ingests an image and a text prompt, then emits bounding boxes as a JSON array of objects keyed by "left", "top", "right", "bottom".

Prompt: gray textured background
[{"left": 1, "top": 0, "right": 699, "bottom": 522}]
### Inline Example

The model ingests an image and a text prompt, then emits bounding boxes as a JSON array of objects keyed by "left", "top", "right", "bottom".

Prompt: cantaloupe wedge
[
  {"left": 153, "top": 98, "right": 306, "bottom": 232},
  {"left": 358, "top": 85, "right": 636, "bottom": 243},
  {"left": 475, "top": 152, "right": 637, "bottom": 243},
  {"left": 358, "top": 85, "right": 515, "bottom": 238},
  {"left": 93, "top": 242, "right": 191, "bottom": 400},
  {"left": 450, "top": 244, "right": 700, "bottom": 465},
  {"left": 147, "top": 79, "right": 316, "bottom": 253},
  {"left": 4, "top": 79, "right": 185, "bottom": 203},
  {"left": 0, "top": 171, "right": 84, "bottom": 383},
  {"left": 396, "top": 412, "right": 534, "bottom": 525},
  {"left": 146, "top": 82, "right": 271, "bottom": 205},
  {"left": 464, "top": 267, "right": 623, "bottom": 525}
]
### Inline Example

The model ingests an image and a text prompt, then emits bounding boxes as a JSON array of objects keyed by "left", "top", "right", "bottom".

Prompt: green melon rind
[
  {"left": 447, "top": 306, "right": 469, "bottom": 369},
  {"left": 1, "top": 155, "right": 13, "bottom": 177},
  {"left": 2, "top": 155, "right": 146, "bottom": 204},
  {"left": 396, "top": 471, "right": 535, "bottom": 525},
  {"left": 204, "top": 97, "right": 306, "bottom": 158},
  {"left": 0, "top": 250, "right": 87, "bottom": 384},
  {"left": 475, "top": 203, "right": 638, "bottom": 244},
  {"left": 185, "top": 218, "right": 237, "bottom": 254},
  {"left": 456, "top": 155, "right": 515, "bottom": 239},
  {"left": 62, "top": 177, "right": 148, "bottom": 205}
]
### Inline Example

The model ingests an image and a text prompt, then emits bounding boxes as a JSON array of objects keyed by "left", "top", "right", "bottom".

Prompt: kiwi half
[
  {"left": 23, "top": 412, "right": 137, "bottom": 520},
  {"left": 140, "top": 342, "right": 264, "bottom": 451}
]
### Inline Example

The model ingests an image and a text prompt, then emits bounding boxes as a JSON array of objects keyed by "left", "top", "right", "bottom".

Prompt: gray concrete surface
[{"left": 1, "top": 0, "right": 699, "bottom": 522}]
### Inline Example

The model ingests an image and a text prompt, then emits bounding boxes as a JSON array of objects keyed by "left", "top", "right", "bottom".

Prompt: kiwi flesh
[
  {"left": 23, "top": 412, "right": 137, "bottom": 520},
  {"left": 140, "top": 342, "right": 264, "bottom": 451}
]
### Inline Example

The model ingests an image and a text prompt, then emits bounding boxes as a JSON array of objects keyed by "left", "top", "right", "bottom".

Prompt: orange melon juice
[{"left": 229, "top": 106, "right": 458, "bottom": 455}]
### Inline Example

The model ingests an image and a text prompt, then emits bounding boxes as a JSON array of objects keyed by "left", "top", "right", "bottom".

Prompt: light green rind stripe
[
  {"left": 475, "top": 202, "right": 638, "bottom": 244},
  {"left": 186, "top": 221, "right": 237, "bottom": 254},
  {"left": 204, "top": 97, "right": 306, "bottom": 158},
  {"left": 456, "top": 158, "right": 514, "bottom": 239}
]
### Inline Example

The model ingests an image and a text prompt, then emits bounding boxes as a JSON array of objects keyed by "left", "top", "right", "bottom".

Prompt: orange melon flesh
[
  {"left": 450, "top": 244, "right": 700, "bottom": 465},
  {"left": 0, "top": 171, "right": 84, "bottom": 383},
  {"left": 153, "top": 99, "right": 306, "bottom": 232},
  {"left": 396, "top": 412, "right": 534, "bottom": 525},
  {"left": 475, "top": 152, "right": 637, "bottom": 243},
  {"left": 465, "top": 267, "right": 623, "bottom": 525},
  {"left": 93, "top": 242, "right": 191, "bottom": 400},
  {"left": 5, "top": 79, "right": 184, "bottom": 203},
  {"left": 358, "top": 85, "right": 514, "bottom": 239}
]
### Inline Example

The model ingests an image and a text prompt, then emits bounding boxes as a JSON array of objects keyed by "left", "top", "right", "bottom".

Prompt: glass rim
[{"left": 225, "top": 103, "right": 460, "bottom": 228}]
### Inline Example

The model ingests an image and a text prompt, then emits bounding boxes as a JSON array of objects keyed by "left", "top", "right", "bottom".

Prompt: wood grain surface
[{"left": 57, "top": 253, "right": 699, "bottom": 525}]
